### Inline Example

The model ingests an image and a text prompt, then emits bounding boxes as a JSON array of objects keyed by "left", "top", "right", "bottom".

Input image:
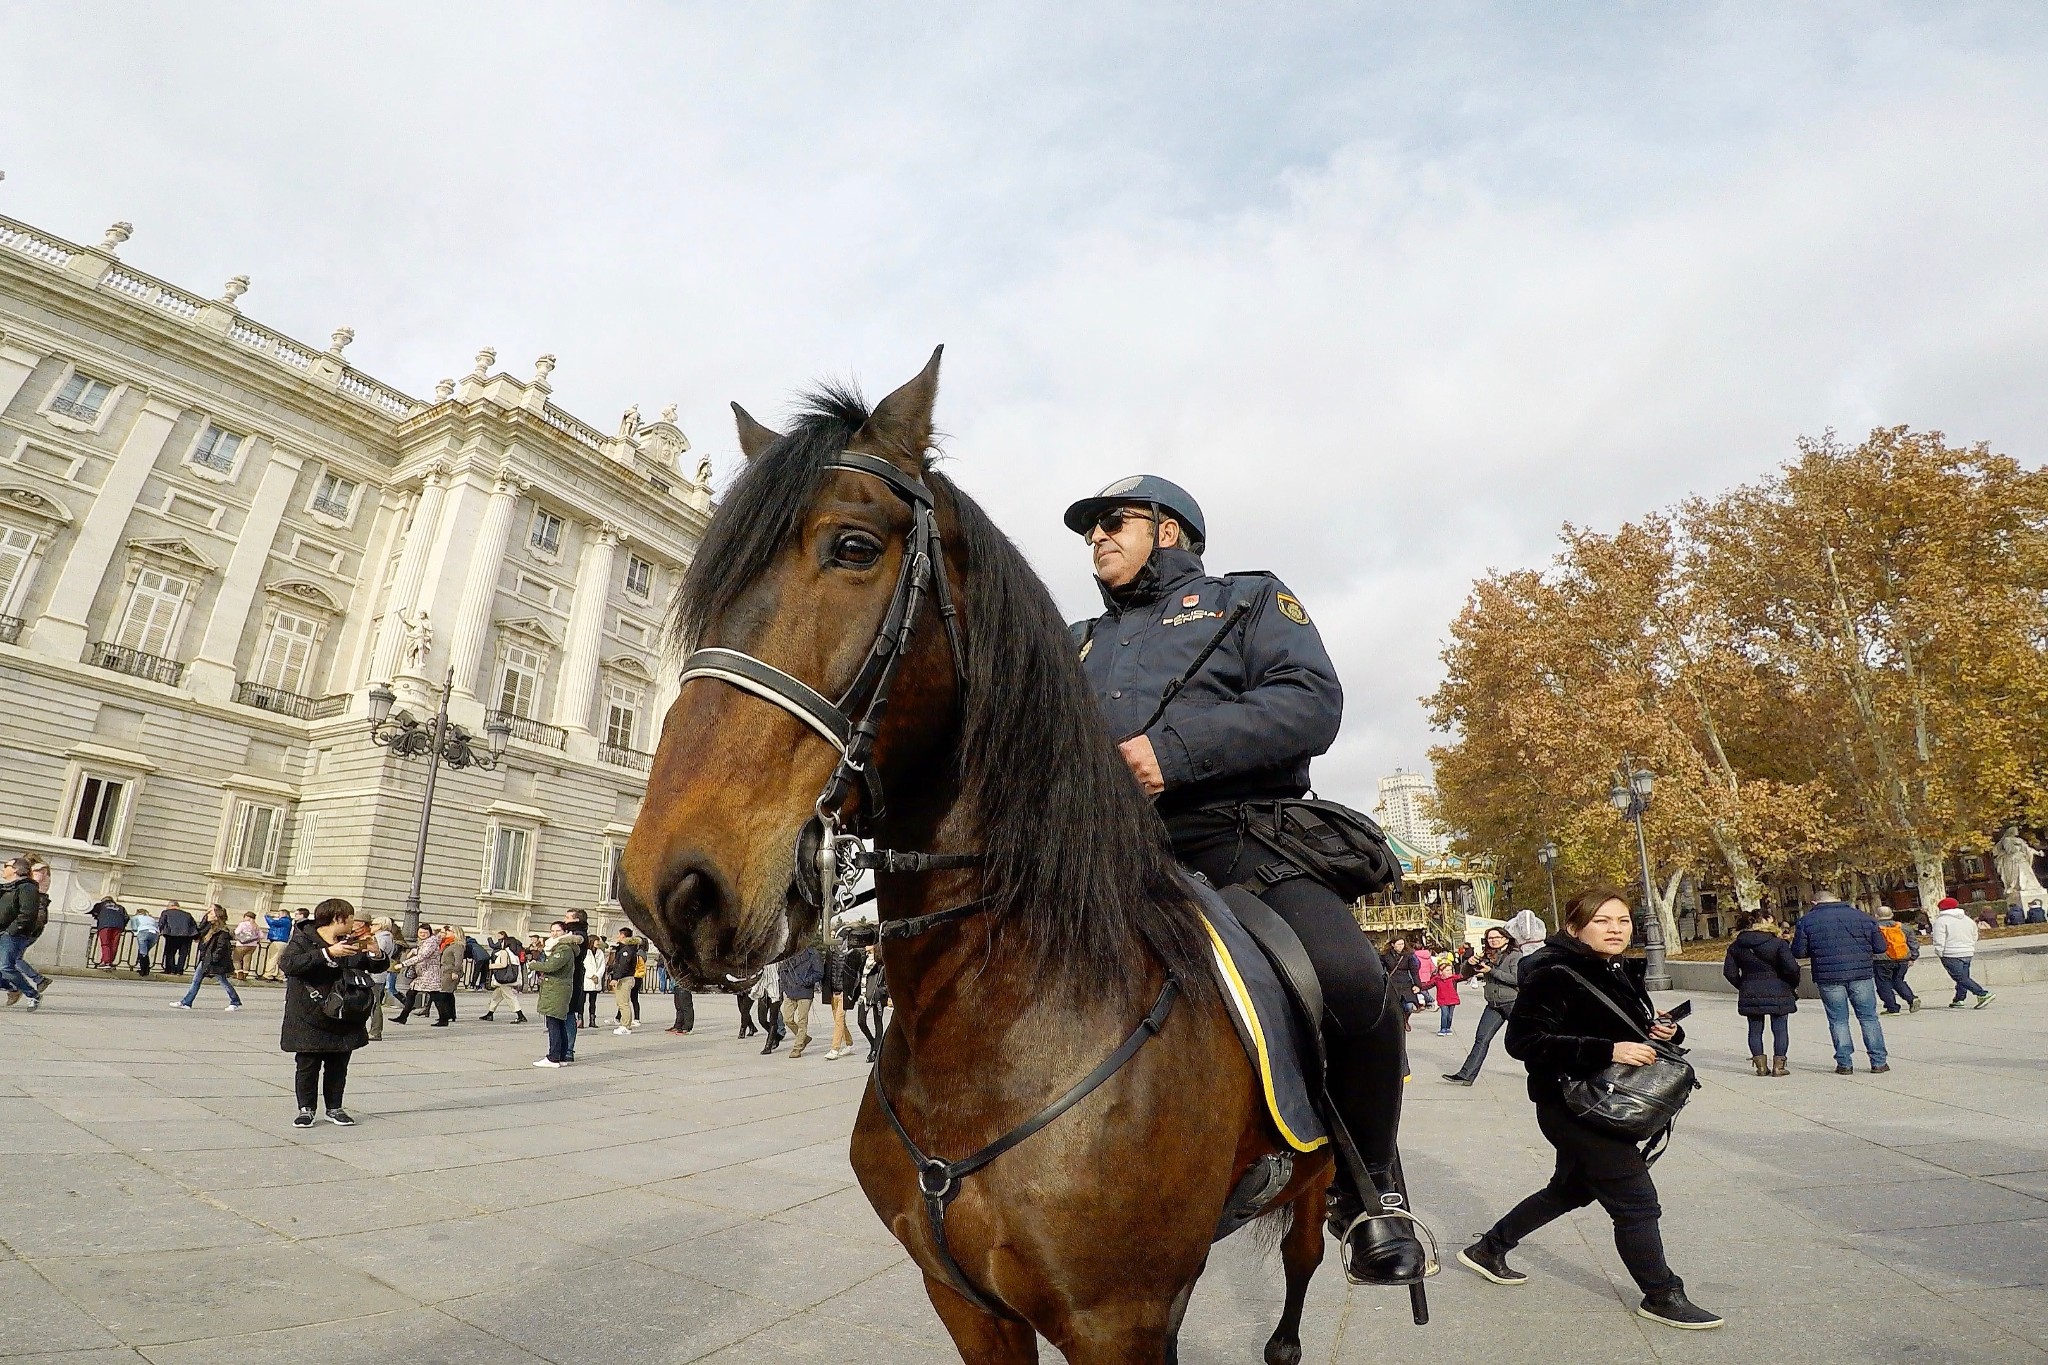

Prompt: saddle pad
[{"left": 1185, "top": 876, "right": 1327, "bottom": 1153}]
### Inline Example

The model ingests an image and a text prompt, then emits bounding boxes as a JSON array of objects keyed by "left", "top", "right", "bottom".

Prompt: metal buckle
[{"left": 918, "top": 1158, "right": 958, "bottom": 1203}]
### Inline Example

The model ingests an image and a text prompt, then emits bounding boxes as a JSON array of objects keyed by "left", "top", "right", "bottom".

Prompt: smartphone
[{"left": 1662, "top": 999, "right": 1693, "bottom": 1023}]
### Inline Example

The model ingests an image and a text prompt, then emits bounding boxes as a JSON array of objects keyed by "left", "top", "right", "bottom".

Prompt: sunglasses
[{"left": 1084, "top": 508, "right": 1157, "bottom": 539}]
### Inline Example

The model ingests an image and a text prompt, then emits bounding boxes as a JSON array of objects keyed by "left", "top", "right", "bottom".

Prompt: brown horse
[{"left": 621, "top": 349, "right": 1335, "bottom": 1364}]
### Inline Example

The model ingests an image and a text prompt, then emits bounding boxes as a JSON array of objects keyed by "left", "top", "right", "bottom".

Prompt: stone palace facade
[{"left": 0, "top": 212, "right": 710, "bottom": 945}]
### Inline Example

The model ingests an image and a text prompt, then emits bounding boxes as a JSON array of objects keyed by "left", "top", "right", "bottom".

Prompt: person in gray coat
[{"left": 1442, "top": 926, "right": 1522, "bottom": 1085}]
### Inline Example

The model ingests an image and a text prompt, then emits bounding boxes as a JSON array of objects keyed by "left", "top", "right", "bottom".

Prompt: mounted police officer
[{"left": 1064, "top": 474, "right": 1429, "bottom": 1288}]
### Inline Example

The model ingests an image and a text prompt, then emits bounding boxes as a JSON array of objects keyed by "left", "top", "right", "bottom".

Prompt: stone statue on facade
[
  {"left": 1994, "top": 827, "right": 2046, "bottom": 908},
  {"left": 397, "top": 607, "right": 434, "bottom": 676},
  {"left": 618, "top": 404, "right": 642, "bottom": 439}
]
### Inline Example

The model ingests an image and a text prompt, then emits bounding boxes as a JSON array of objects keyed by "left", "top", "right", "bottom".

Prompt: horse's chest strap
[{"left": 870, "top": 976, "right": 1179, "bottom": 1317}]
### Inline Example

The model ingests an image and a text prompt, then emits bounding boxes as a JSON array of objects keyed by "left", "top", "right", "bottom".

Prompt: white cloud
[{"left": 5, "top": 2, "right": 2044, "bottom": 807}]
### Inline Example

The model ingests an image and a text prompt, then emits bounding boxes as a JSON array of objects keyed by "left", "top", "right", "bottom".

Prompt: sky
[{"left": 4, "top": 2, "right": 2045, "bottom": 809}]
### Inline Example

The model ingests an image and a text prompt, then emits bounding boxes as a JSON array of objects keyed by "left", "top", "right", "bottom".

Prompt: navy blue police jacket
[{"left": 1070, "top": 545, "right": 1342, "bottom": 820}]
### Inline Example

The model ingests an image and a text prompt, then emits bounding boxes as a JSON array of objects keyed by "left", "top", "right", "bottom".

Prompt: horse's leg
[
  {"left": 1264, "top": 1183, "right": 1328, "bottom": 1365},
  {"left": 1049, "top": 1305, "right": 1177, "bottom": 1365},
  {"left": 923, "top": 1274, "right": 1038, "bottom": 1365},
  {"left": 1163, "top": 1272, "right": 1199, "bottom": 1365}
]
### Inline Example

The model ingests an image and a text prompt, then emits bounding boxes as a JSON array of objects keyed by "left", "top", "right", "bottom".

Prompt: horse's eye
[{"left": 831, "top": 532, "right": 883, "bottom": 568}]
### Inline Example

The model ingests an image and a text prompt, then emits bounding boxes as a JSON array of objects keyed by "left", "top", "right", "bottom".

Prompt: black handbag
[
  {"left": 319, "top": 968, "right": 378, "bottom": 1026},
  {"left": 1556, "top": 972, "right": 1699, "bottom": 1147},
  {"left": 1238, "top": 798, "right": 1404, "bottom": 900}
]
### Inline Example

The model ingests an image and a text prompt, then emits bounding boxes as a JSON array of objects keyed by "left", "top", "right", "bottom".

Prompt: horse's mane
[{"left": 675, "top": 385, "right": 1215, "bottom": 1004}]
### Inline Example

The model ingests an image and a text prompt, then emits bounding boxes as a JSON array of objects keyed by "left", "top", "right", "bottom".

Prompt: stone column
[
  {"left": 32, "top": 395, "right": 185, "bottom": 659},
  {"left": 326, "top": 488, "right": 409, "bottom": 703},
  {"left": 366, "top": 467, "right": 450, "bottom": 683},
  {"left": 445, "top": 472, "right": 525, "bottom": 700},
  {"left": 552, "top": 522, "right": 620, "bottom": 736},
  {"left": 186, "top": 443, "right": 307, "bottom": 702}
]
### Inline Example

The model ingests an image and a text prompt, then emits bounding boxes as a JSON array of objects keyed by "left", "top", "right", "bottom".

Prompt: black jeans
[
  {"left": 293, "top": 1051, "right": 352, "bottom": 1111},
  {"left": 162, "top": 937, "right": 193, "bottom": 975},
  {"left": 1177, "top": 838, "right": 1404, "bottom": 1176},
  {"left": 1450, "top": 1003, "right": 1509, "bottom": 1080},
  {"left": 672, "top": 988, "right": 694, "bottom": 1031},
  {"left": 1873, "top": 958, "right": 1917, "bottom": 1009},
  {"left": 431, "top": 991, "right": 455, "bottom": 1023},
  {"left": 1484, "top": 1105, "right": 1680, "bottom": 1296},
  {"left": 736, "top": 992, "right": 757, "bottom": 1035},
  {"left": 756, "top": 996, "right": 785, "bottom": 1044}
]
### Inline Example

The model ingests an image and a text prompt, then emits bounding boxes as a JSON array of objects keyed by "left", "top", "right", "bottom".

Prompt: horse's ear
[
  {"left": 859, "top": 345, "right": 943, "bottom": 461},
  {"left": 731, "top": 402, "right": 782, "bottom": 461}
]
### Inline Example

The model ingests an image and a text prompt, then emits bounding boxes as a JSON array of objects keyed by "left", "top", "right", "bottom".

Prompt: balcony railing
[
  {"left": 49, "top": 396, "right": 103, "bottom": 421},
  {"left": 234, "top": 681, "right": 321, "bottom": 719},
  {"left": 88, "top": 641, "right": 184, "bottom": 686},
  {"left": 600, "top": 743, "right": 652, "bottom": 772},
  {"left": 0, "top": 615, "right": 20, "bottom": 645},
  {"left": 487, "top": 708, "right": 567, "bottom": 750},
  {"left": 309, "top": 693, "right": 351, "bottom": 720}
]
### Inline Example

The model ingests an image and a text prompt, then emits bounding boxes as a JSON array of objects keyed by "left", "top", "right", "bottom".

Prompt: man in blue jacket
[
  {"left": 777, "top": 944, "right": 823, "bottom": 1059},
  {"left": 1066, "top": 475, "right": 1426, "bottom": 1287},
  {"left": 1791, "top": 893, "right": 1889, "bottom": 1075}
]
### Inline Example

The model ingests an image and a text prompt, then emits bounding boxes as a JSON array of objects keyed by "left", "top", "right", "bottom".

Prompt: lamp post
[
  {"left": 368, "top": 670, "right": 510, "bottom": 940},
  {"left": 1536, "top": 839, "right": 1561, "bottom": 926},
  {"left": 1607, "top": 767, "right": 1669, "bottom": 991}
]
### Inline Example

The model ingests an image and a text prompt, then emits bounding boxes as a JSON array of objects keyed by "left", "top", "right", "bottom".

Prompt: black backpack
[{"left": 319, "top": 967, "right": 378, "bottom": 1026}]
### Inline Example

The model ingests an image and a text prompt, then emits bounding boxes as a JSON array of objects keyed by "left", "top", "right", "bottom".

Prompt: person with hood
[
  {"left": 1505, "top": 909, "right": 1548, "bottom": 951},
  {"left": 1790, "top": 889, "right": 1889, "bottom": 1075},
  {"left": 1722, "top": 910, "right": 1800, "bottom": 1076},
  {"left": 532, "top": 920, "right": 583, "bottom": 1067},
  {"left": 279, "top": 899, "right": 388, "bottom": 1127},
  {"left": 1443, "top": 925, "right": 1522, "bottom": 1084},
  {"left": 1460, "top": 887, "right": 1720, "bottom": 1331},
  {"left": 1871, "top": 905, "right": 1920, "bottom": 1014},
  {"left": 1930, "top": 897, "right": 1994, "bottom": 1008}
]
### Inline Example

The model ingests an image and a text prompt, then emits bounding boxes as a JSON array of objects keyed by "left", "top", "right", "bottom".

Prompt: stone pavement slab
[{"left": 0, "top": 975, "right": 2044, "bottom": 1362}]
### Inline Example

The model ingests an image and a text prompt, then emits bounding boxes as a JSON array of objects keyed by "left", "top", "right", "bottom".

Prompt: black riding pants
[{"left": 1177, "top": 840, "right": 1405, "bottom": 1176}]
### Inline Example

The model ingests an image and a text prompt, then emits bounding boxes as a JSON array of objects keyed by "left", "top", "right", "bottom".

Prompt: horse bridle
[{"left": 676, "top": 450, "right": 980, "bottom": 915}]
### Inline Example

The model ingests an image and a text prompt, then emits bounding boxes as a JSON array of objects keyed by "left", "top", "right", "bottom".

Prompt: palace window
[
  {"left": 0, "top": 526, "right": 39, "bottom": 614},
  {"left": 291, "top": 811, "right": 320, "bottom": 877},
  {"left": 529, "top": 509, "right": 563, "bottom": 555},
  {"left": 602, "top": 841, "right": 625, "bottom": 905},
  {"left": 496, "top": 644, "right": 543, "bottom": 719},
  {"left": 115, "top": 568, "right": 190, "bottom": 658},
  {"left": 604, "top": 678, "right": 643, "bottom": 751},
  {"left": 188, "top": 423, "right": 243, "bottom": 474},
  {"left": 624, "top": 553, "right": 653, "bottom": 599},
  {"left": 254, "top": 611, "right": 319, "bottom": 694},
  {"left": 486, "top": 824, "right": 532, "bottom": 897},
  {"left": 51, "top": 371, "right": 113, "bottom": 421},
  {"left": 308, "top": 470, "right": 358, "bottom": 520},
  {"left": 68, "top": 775, "right": 126, "bottom": 847},
  {"left": 227, "top": 800, "right": 285, "bottom": 875}
]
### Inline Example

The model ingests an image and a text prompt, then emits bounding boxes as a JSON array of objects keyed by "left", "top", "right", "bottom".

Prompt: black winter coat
[
  {"left": 1722, "top": 929, "right": 1800, "bottom": 1016},
  {"left": 1505, "top": 932, "right": 1684, "bottom": 1107},
  {"left": 278, "top": 923, "right": 389, "bottom": 1053},
  {"left": 159, "top": 907, "right": 198, "bottom": 939}
]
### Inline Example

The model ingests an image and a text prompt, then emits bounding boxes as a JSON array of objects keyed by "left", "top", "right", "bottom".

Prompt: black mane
[{"left": 675, "top": 386, "right": 1214, "bottom": 1003}]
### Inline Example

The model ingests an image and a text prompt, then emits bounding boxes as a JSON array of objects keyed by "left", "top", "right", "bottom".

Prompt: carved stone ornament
[
  {"left": 100, "top": 221, "right": 133, "bottom": 252},
  {"left": 434, "top": 377, "right": 456, "bottom": 401},
  {"left": 220, "top": 275, "right": 250, "bottom": 306},
  {"left": 328, "top": 326, "right": 355, "bottom": 356},
  {"left": 492, "top": 470, "right": 530, "bottom": 497},
  {"left": 696, "top": 454, "right": 714, "bottom": 487},
  {"left": 0, "top": 485, "right": 73, "bottom": 523},
  {"left": 126, "top": 536, "right": 219, "bottom": 575},
  {"left": 263, "top": 578, "right": 343, "bottom": 612},
  {"left": 617, "top": 404, "right": 641, "bottom": 439},
  {"left": 533, "top": 354, "right": 557, "bottom": 384},
  {"left": 494, "top": 615, "right": 561, "bottom": 647},
  {"left": 472, "top": 347, "right": 497, "bottom": 378},
  {"left": 660, "top": 403, "right": 678, "bottom": 424}
]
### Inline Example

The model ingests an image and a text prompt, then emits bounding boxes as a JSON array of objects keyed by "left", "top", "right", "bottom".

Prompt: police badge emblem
[
  {"left": 1181, "top": 594, "right": 1201, "bottom": 607},
  {"left": 1276, "top": 593, "right": 1310, "bottom": 625}
]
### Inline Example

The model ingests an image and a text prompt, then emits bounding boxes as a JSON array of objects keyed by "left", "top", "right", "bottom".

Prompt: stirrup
[{"left": 1336, "top": 1203, "right": 1441, "bottom": 1286}]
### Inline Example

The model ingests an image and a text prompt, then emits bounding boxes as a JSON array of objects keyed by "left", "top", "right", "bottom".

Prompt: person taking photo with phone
[{"left": 279, "top": 899, "right": 388, "bottom": 1128}]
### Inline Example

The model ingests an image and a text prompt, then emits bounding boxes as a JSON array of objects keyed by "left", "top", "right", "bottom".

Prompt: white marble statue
[
  {"left": 1994, "top": 827, "right": 2046, "bottom": 908},
  {"left": 398, "top": 607, "right": 434, "bottom": 675}
]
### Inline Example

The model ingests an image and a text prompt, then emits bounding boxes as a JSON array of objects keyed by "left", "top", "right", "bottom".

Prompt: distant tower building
[{"left": 1375, "top": 767, "right": 1447, "bottom": 858}]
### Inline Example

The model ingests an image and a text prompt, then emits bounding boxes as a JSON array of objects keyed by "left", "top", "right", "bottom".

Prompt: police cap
[{"left": 1062, "top": 475, "right": 1207, "bottom": 552}]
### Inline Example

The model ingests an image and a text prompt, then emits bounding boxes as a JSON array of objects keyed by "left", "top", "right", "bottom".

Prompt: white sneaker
[
  {"left": 224, "top": 1004, "right": 241, "bottom": 1012},
  {"left": 613, "top": 1026, "right": 631, "bottom": 1035},
  {"left": 825, "top": 1047, "right": 842, "bottom": 1059},
  {"left": 532, "top": 1058, "right": 562, "bottom": 1068},
  {"left": 170, "top": 1002, "right": 192, "bottom": 1009}
]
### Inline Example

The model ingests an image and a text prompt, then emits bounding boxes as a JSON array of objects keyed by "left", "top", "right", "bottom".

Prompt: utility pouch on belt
[{"left": 1238, "top": 799, "right": 1404, "bottom": 901}]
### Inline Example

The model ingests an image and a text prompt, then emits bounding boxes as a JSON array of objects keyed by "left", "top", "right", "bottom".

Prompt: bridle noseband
[{"left": 677, "top": 450, "right": 978, "bottom": 915}]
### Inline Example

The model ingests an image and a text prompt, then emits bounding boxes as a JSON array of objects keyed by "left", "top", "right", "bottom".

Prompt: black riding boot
[{"left": 1327, "top": 1162, "right": 1431, "bottom": 1285}]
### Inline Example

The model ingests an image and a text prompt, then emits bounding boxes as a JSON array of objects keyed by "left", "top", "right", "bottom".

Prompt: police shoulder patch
[
  {"left": 1078, "top": 636, "right": 1094, "bottom": 662},
  {"left": 1276, "top": 592, "right": 1310, "bottom": 625}
]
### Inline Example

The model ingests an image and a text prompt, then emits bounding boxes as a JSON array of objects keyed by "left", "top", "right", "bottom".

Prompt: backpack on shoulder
[{"left": 1879, "top": 922, "right": 1911, "bottom": 960}]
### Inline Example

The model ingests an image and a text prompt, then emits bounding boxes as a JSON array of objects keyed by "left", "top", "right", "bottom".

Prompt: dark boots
[
  {"left": 1750, "top": 1055, "right": 1768, "bottom": 1077},
  {"left": 1327, "top": 1169, "right": 1431, "bottom": 1286}
]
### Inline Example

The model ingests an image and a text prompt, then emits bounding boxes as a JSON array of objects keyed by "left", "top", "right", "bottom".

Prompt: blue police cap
[{"left": 1062, "top": 475, "right": 1207, "bottom": 551}]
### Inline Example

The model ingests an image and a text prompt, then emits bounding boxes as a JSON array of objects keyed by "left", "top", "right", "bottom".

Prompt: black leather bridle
[{"left": 676, "top": 450, "right": 978, "bottom": 913}]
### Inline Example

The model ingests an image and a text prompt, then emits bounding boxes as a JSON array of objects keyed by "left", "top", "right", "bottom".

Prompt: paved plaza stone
[{"left": 1, "top": 975, "right": 2045, "bottom": 1364}]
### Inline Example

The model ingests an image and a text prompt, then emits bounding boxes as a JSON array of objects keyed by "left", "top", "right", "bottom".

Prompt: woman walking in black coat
[
  {"left": 280, "top": 898, "right": 388, "bottom": 1128},
  {"left": 1722, "top": 910, "right": 1800, "bottom": 1076},
  {"left": 1381, "top": 935, "right": 1421, "bottom": 1032},
  {"left": 1459, "top": 887, "right": 1721, "bottom": 1331}
]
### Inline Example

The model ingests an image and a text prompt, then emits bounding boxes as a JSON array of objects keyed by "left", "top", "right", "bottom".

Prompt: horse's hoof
[{"left": 1263, "top": 1339, "right": 1302, "bottom": 1365}]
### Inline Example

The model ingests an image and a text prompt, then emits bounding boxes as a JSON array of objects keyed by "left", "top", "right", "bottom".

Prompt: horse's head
[{"left": 620, "top": 349, "right": 961, "bottom": 980}]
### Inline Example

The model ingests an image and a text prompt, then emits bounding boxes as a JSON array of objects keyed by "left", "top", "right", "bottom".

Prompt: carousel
[{"left": 1355, "top": 834, "right": 1500, "bottom": 947}]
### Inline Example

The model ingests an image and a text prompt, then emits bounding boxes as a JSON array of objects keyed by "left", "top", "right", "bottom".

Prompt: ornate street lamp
[
  {"left": 1536, "top": 839, "right": 1561, "bottom": 926},
  {"left": 1608, "top": 766, "right": 1669, "bottom": 991},
  {"left": 369, "top": 670, "right": 510, "bottom": 938}
]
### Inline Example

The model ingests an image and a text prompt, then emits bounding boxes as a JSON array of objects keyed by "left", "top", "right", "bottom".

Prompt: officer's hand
[{"left": 1118, "top": 735, "right": 1165, "bottom": 798}]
